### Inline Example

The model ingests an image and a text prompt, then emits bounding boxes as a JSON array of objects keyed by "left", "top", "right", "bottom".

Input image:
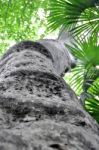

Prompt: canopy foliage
[{"left": 0, "top": 0, "right": 50, "bottom": 54}]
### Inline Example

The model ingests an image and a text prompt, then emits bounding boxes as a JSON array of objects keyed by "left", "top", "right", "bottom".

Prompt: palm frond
[
  {"left": 71, "top": 7, "right": 99, "bottom": 37},
  {"left": 88, "top": 78, "right": 99, "bottom": 96},
  {"left": 67, "top": 65, "right": 84, "bottom": 95},
  {"left": 85, "top": 98, "right": 99, "bottom": 123},
  {"left": 48, "top": 0, "right": 99, "bottom": 37},
  {"left": 85, "top": 78, "right": 99, "bottom": 123},
  {"left": 65, "top": 37, "right": 99, "bottom": 94}
]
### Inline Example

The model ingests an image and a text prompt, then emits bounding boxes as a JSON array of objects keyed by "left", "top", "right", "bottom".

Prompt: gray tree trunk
[{"left": 0, "top": 40, "right": 99, "bottom": 150}]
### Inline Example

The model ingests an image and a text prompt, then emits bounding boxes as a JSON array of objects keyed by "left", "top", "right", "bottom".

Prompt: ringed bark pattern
[{"left": 0, "top": 40, "right": 99, "bottom": 150}]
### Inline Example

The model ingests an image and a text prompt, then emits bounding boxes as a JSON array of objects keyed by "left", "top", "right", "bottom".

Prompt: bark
[{"left": 0, "top": 40, "right": 99, "bottom": 150}]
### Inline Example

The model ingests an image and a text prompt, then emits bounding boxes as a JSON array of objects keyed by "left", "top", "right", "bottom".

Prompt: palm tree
[
  {"left": 0, "top": 40, "right": 99, "bottom": 149},
  {"left": 0, "top": 0, "right": 99, "bottom": 149}
]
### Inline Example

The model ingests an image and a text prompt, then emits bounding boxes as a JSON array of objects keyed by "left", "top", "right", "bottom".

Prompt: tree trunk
[{"left": 0, "top": 40, "right": 99, "bottom": 150}]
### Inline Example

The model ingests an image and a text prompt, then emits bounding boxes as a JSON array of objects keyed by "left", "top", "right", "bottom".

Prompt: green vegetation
[
  {"left": 48, "top": 0, "right": 99, "bottom": 123},
  {"left": 0, "top": 0, "right": 99, "bottom": 123},
  {"left": 0, "top": 0, "right": 50, "bottom": 54}
]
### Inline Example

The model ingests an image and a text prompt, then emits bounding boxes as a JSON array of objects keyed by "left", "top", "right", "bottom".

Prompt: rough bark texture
[{"left": 0, "top": 40, "right": 99, "bottom": 150}]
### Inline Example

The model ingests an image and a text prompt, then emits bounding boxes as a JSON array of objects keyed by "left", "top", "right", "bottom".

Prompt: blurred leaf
[{"left": 0, "top": 0, "right": 50, "bottom": 53}]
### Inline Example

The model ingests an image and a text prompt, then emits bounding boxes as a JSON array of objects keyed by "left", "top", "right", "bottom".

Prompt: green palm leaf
[
  {"left": 48, "top": 0, "right": 99, "bottom": 37},
  {"left": 85, "top": 78, "right": 99, "bottom": 123},
  {"left": 66, "top": 37, "right": 99, "bottom": 94},
  {"left": 71, "top": 7, "right": 99, "bottom": 37},
  {"left": 68, "top": 65, "right": 84, "bottom": 94},
  {"left": 88, "top": 78, "right": 99, "bottom": 96}
]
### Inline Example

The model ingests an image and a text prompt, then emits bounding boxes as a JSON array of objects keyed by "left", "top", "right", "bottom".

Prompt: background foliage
[{"left": 0, "top": 0, "right": 52, "bottom": 54}]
